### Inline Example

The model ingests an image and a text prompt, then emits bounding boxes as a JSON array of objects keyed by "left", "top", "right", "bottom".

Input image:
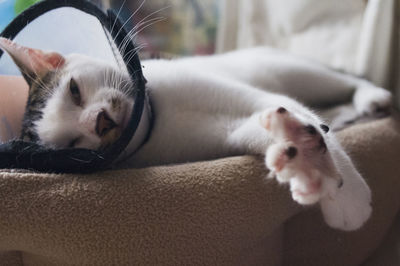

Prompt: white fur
[
  {"left": 35, "top": 54, "right": 133, "bottom": 149},
  {"left": 119, "top": 47, "right": 387, "bottom": 230},
  {"left": 3, "top": 41, "right": 390, "bottom": 231}
]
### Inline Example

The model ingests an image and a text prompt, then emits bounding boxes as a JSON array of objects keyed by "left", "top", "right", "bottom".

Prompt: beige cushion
[{"left": 0, "top": 117, "right": 399, "bottom": 266}]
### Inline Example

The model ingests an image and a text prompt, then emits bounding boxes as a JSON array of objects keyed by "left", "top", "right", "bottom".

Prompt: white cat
[{"left": 0, "top": 38, "right": 392, "bottom": 231}]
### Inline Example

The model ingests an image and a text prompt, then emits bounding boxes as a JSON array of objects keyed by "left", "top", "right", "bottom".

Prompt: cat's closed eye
[{"left": 69, "top": 78, "right": 81, "bottom": 106}]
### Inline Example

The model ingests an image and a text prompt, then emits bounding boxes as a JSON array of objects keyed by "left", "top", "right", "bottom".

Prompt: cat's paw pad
[
  {"left": 261, "top": 107, "right": 338, "bottom": 205},
  {"left": 265, "top": 144, "right": 323, "bottom": 205},
  {"left": 320, "top": 175, "right": 372, "bottom": 231},
  {"left": 290, "top": 175, "right": 322, "bottom": 205},
  {"left": 265, "top": 142, "right": 298, "bottom": 183},
  {"left": 355, "top": 87, "right": 392, "bottom": 117}
]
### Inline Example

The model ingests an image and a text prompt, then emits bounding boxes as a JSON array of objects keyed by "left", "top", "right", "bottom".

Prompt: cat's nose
[{"left": 95, "top": 110, "right": 117, "bottom": 137}]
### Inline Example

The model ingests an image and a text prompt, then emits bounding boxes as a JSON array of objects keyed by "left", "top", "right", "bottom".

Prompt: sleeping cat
[{"left": 0, "top": 37, "right": 392, "bottom": 231}]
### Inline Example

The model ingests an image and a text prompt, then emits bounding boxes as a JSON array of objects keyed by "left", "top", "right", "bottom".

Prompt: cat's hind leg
[{"left": 352, "top": 81, "right": 392, "bottom": 117}]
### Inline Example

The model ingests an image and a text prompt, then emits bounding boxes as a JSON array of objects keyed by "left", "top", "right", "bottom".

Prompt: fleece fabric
[{"left": 0, "top": 116, "right": 399, "bottom": 266}]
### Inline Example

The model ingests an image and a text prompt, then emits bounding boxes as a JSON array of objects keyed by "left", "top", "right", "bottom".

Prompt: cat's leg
[
  {"left": 264, "top": 61, "right": 393, "bottom": 118},
  {"left": 202, "top": 48, "right": 392, "bottom": 117},
  {"left": 261, "top": 107, "right": 338, "bottom": 205},
  {"left": 260, "top": 107, "right": 372, "bottom": 230},
  {"left": 351, "top": 79, "right": 392, "bottom": 117},
  {"left": 319, "top": 76, "right": 392, "bottom": 130},
  {"left": 229, "top": 105, "right": 372, "bottom": 230},
  {"left": 318, "top": 136, "right": 373, "bottom": 230}
]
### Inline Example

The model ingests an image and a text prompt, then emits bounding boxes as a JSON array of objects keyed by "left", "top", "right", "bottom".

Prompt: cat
[{"left": 0, "top": 37, "right": 393, "bottom": 231}]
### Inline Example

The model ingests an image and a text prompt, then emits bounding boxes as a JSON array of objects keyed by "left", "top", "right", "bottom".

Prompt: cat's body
[
  {"left": 125, "top": 47, "right": 390, "bottom": 168},
  {"left": 0, "top": 38, "right": 392, "bottom": 231}
]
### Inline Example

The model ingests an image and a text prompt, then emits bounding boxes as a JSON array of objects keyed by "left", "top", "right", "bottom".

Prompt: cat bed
[
  {"left": 0, "top": 117, "right": 399, "bottom": 265},
  {"left": 0, "top": 0, "right": 150, "bottom": 173}
]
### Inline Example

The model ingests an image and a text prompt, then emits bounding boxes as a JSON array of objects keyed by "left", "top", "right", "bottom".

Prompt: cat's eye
[{"left": 69, "top": 79, "right": 81, "bottom": 106}]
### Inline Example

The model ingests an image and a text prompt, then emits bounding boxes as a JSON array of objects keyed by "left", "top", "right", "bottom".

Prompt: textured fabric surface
[
  {"left": 363, "top": 213, "right": 400, "bottom": 266},
  {"left": 284, "top": 116, "right": 400, "bottom": 266},
  {"left": 0, "top": 117, "right": 399, "bottom": 265}
]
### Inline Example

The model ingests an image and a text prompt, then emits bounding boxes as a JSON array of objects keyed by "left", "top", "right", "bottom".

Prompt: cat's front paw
[
  {"left": 261, "top": 107, "right": 372, "bottom": 231},
  {"left": 261, "top": 107, "right": 340, "bottom": 205},
  {"left": 354, "top": 86, "right": 392, "bottom": 117}
]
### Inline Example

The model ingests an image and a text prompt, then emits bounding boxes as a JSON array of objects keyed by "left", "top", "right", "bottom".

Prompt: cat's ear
[{"left": 0, "top": 37, "right": 65, "bottom": 84}]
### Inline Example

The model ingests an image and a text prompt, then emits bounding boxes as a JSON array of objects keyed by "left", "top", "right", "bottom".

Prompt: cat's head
[{"left": 0, "top": 38, "right": 134, "bottom": 150}]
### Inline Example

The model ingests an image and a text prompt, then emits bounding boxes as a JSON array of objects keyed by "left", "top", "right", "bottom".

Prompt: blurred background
[
  {"left": 0, "top": 0, "right": 220, "bottom": 56},
  {"left": 0, "top": 0, "right": 399, "bottom": 106},
  {"left": 112, "top": 0, "right": 219, "bottom": 56}
]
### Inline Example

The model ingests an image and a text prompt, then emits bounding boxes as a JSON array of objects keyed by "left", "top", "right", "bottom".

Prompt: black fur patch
[{"left": 20, "top": 70, "right": 62, "bottom": 141}]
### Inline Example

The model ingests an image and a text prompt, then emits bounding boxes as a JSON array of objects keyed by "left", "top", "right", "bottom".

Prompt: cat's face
[
  {"left": 35, "top": 55, "right": 134, "bottom": 149},
  {"left": 0, "top": 38, "right": 134, "bottom": 150}
]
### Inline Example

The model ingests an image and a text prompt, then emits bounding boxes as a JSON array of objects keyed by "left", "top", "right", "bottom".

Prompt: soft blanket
[{"left": 0, "top": 117, "right": 399, "bottom": 266}]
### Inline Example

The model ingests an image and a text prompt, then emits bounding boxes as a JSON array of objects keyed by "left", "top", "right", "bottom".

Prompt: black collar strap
[{"left": 0, "top": 0, "right": 151, "bottom": 173}]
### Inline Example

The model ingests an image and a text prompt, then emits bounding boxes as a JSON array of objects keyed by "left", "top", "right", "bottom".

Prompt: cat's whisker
[
  {"left": 26, "top": 63, "right": 48, "bottom": 89},
  {"left": 115, "top": 76, "right": 124, "bottom": 90},
  {"left": 106, "top": 68, "right": 130, "bottom": 96},
  {"left": 22, "top": 50, "right": 64, "bottom": 97},
  {"left": 25, "top": 62, "right": 49, "bottom": 91},
  {"left": 126, "top": 19, "right": 166, "bottom": 54},
  {"left": 118, "top": 23, "right": 145, "bottom": 56},
  {"left": 114, "top": 0, "right": 160, "bottom": 49},
  {"left": 122, "top": 39, "right": 147, "bottom": 56},
  {"left": 21, "top": 68, "right": 52, "bottom": 95},
  {"left": 117, "top": 19, "right": 163, "bottom": 61},
  {"left": 127, "top": 16, "right": 166, "bottom": 42},
  {"left": 107, "top": 68, "right": 115, "bottom": 91},
  {"left": 121, "top": 81, "right": 134, "bottom": 95},
  {"left": 109, "top": 72, "right": 116, "bottom": 92},
  {"left": 103, "top": 68, "right": 108, "bottom": 88},
  {"left": 122, "top": 79, "right": 134, "bottom": 95},
  {"left": 121, "top": 15, "right": 164, "bottom": 42},
  {"left": 123, "top": 44, "right": 147, "bottom": 65},
  {"left": 115, "top": 73, "right": 123, "bottom": 91},
  {"left": 115, "top": 0, "right": 147, "bottom": 37},
  {"left": 131, "top": 4, "right": 170, "bottom": 33},
  {"left": 110, "top": 0, "right": 127, "bottom": 35},
  {"left": 120, "top": 16, "right": 165, "bottom": 53},
  {"left": 119, "top": 78, "right": 133, "bottom": 96},
  {"left": 111, "top": 71, "right": 118, "bottom": 90},
  {"left": 53, "top": 58, "right": 65, "bottom": 72},
  {"left": 117, "top": 5, "right": 169, "bottom": 54},
  {"left": 126, "top": 62, "right": 147, "bottom": 78}
]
